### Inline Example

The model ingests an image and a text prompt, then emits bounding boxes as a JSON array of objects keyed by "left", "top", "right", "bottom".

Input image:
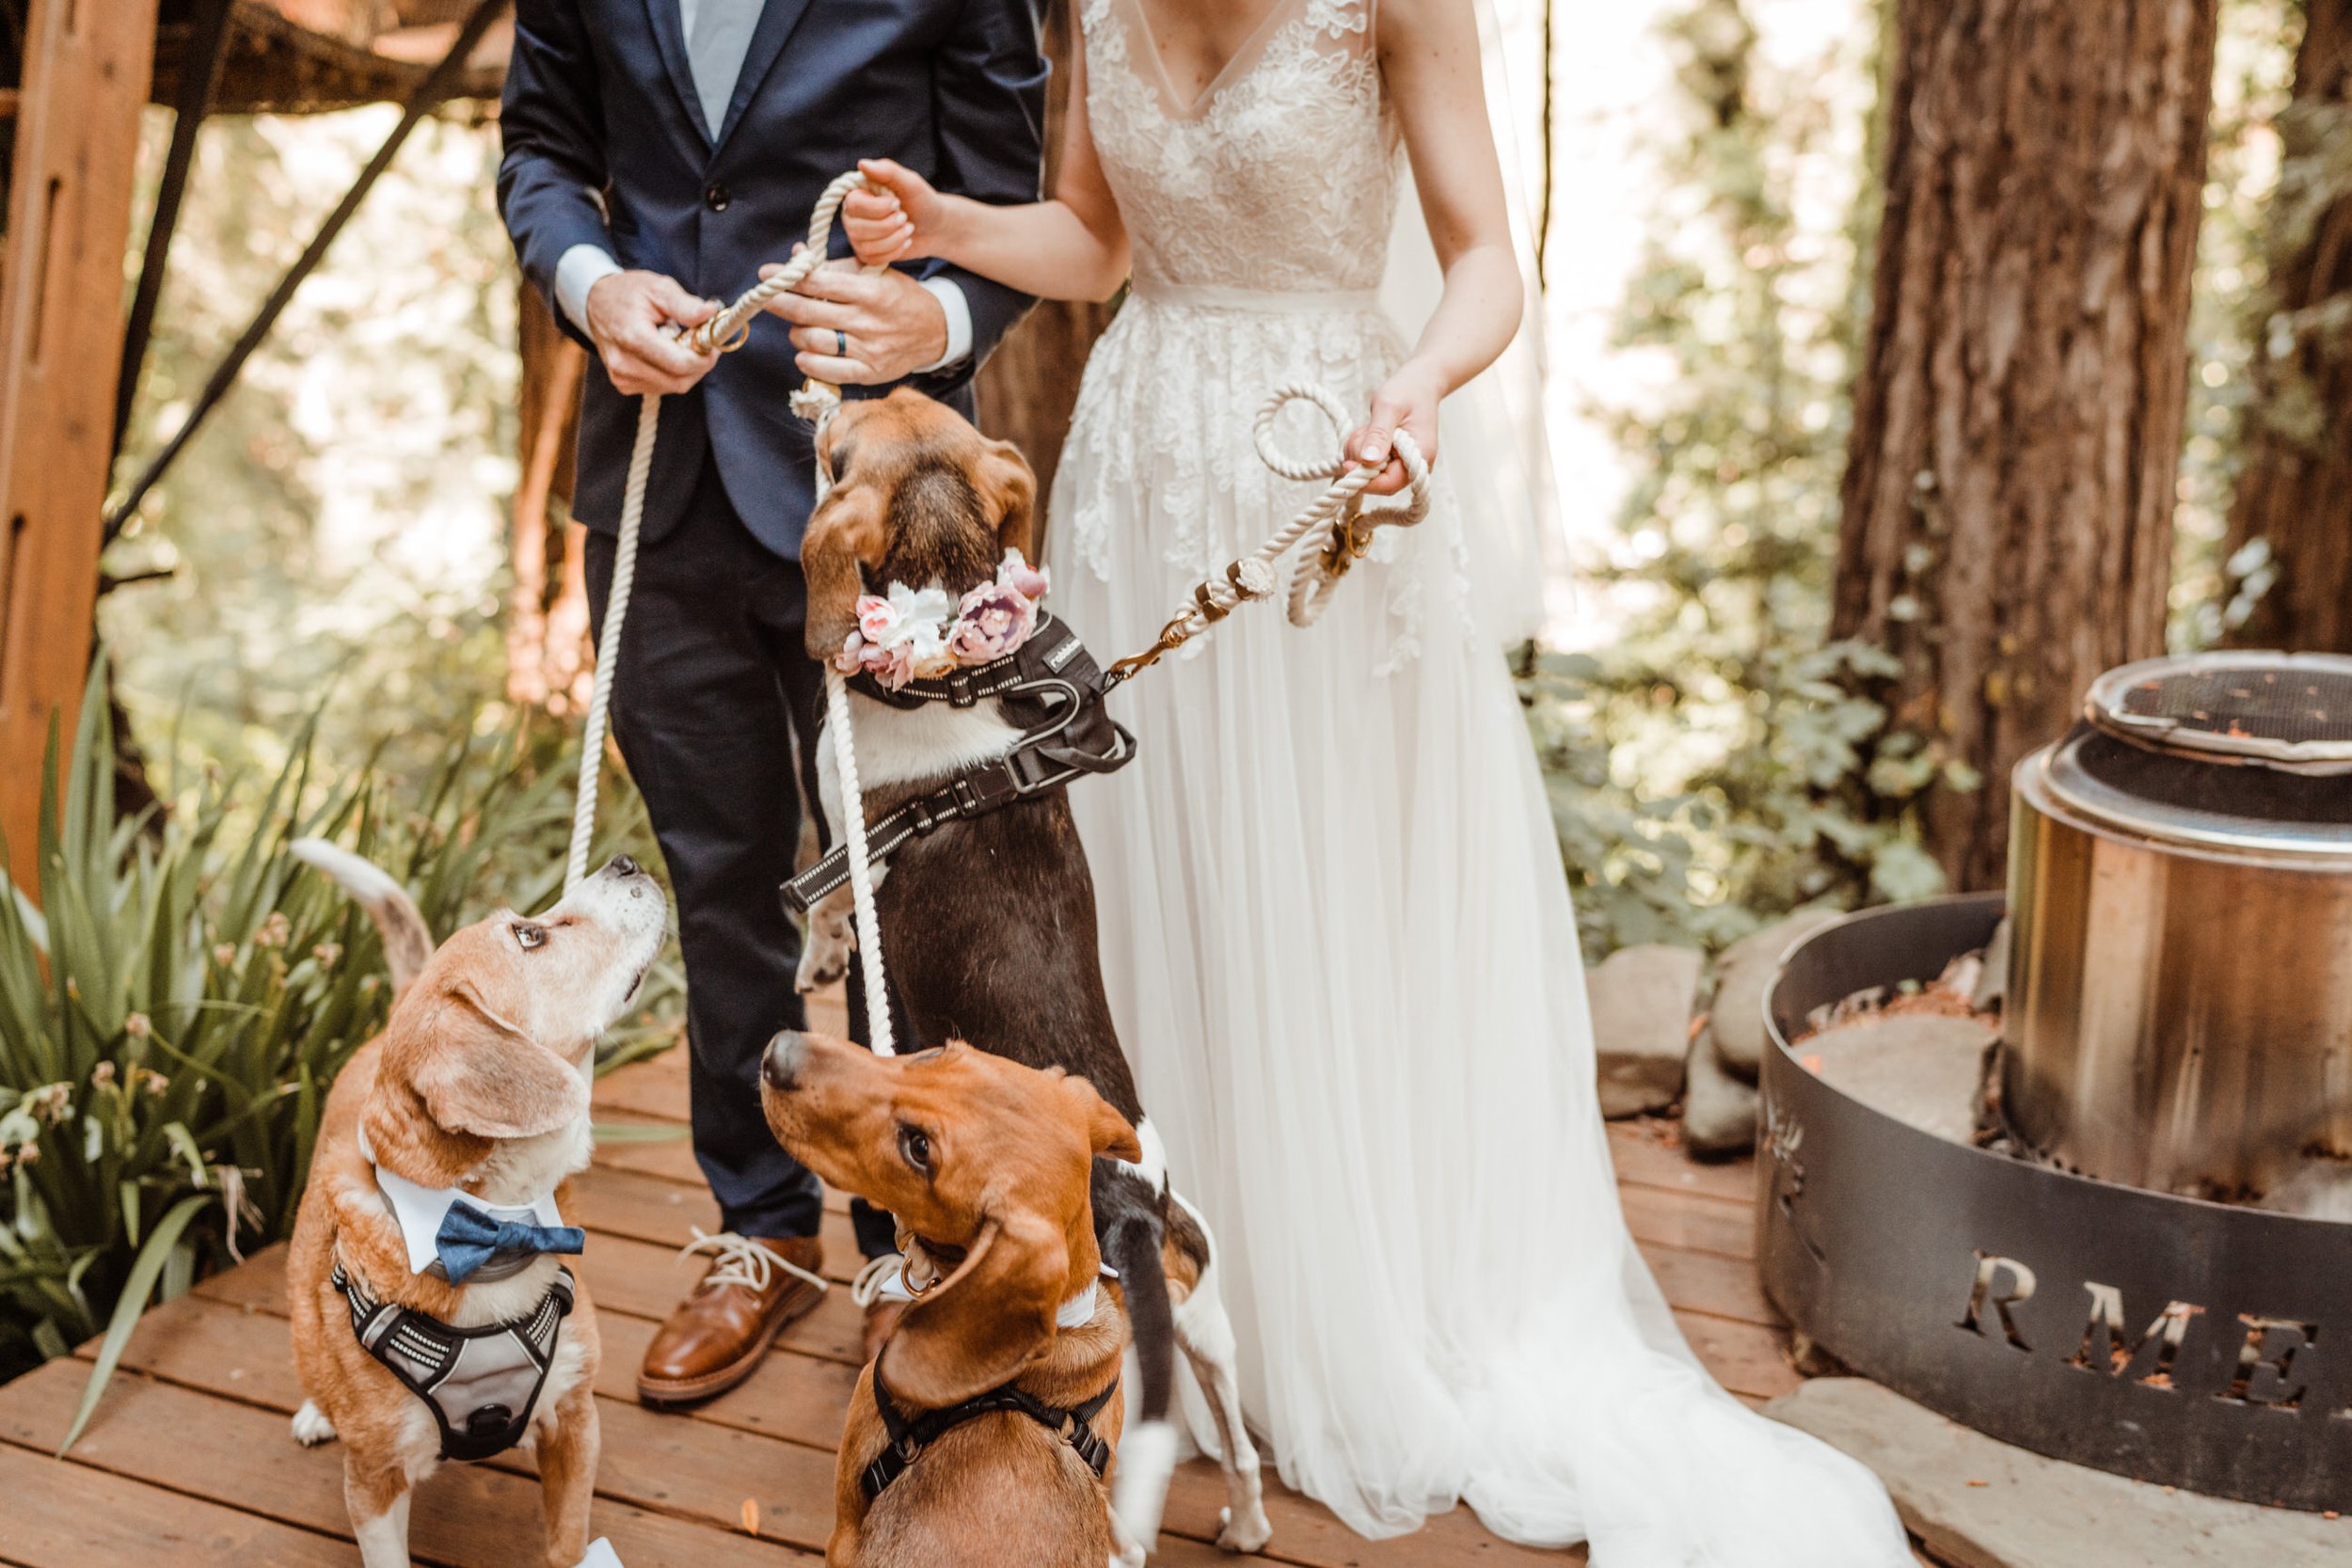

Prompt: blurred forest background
[{"left": 5, "top": 0, "right": 2344, "bottom": 1383}]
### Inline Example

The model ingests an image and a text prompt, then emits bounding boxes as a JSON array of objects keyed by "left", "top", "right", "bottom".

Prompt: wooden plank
[
  {"left": 0, "top": 1358, "right": 818, "bottom": 1566},
  {"left": 1672, "top": 1310, "right": 1801, "bottom": 1402},
  {"left": 0, "top": 0, "right": 161, "bottom": 883},
  {"left": 0, "top": 1433, "right": 353, "bottom": 1567},
  {"left": 1606, "top": 1118, "right": 1758, "bottom": 1205},
  {"left": 1636, "top": 1239, "right": 1787, "bottom": 1329},
  {"left": 1619, "top": 1182, "right": 1757, "bottom": 1260}
]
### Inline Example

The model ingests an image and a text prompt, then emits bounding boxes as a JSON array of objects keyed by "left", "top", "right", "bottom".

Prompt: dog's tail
[
  {"left": 1103, "top": 1197, "right": 1178, "bottom": 1554},
  {"left": 289, "top": 839, "right": 434, "bottom": 994}
]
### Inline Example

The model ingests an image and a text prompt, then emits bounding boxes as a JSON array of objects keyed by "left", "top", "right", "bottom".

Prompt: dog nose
[
  {"left": 607, "top": 854, "right": 641, "bottom": 878},
  {"left": 762, "top": 1031, "right": 807, "bottom": 1092}
]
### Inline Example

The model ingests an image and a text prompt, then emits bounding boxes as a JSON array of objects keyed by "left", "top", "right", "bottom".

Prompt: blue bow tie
[{"left": 434, "top": 1203, "right": 585, "bottom": 1284}]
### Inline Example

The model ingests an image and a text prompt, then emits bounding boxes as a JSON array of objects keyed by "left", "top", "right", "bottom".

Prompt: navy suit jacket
[{"left": 499, "top": 0, "right": 1046, "bottom": 558}]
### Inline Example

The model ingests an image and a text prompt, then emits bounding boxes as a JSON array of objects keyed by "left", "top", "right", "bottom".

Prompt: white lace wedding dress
[{"left": 1050, "top": 1, "right": 1911, "bottom": 1561}]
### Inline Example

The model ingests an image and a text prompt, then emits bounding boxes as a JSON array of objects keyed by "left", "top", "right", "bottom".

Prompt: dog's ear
[
  {"left": 880, "top": 1207, "right": 1067, "bottom": 1407},
  {"left": 802, "top": 480, "right": 889, "bottom": 657},
  {"left": 411, "top": 980, "right": 588, "bottom": 1140},
  {"left": 977, "top": 438, "right": 1037, "bottom": 560},
  {"left": 1064, "top": 1074, "right": 1142, "bottom": 1163}
]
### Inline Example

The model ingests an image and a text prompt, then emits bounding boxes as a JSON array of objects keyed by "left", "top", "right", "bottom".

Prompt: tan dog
[
  {"left": 759, "top": 1029, "right": 1144, "bottom": 1568},
  {"left": 285, "top": 842, "right": 665, "bottom": 1568}
]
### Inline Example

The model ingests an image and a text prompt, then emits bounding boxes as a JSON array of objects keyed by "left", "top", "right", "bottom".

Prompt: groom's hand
[
  {"left": 760, "top": 255, "right": 947, "bottom": 386},
  {"left": 584, "top": 271, "right": 721, "bottom": 396}
]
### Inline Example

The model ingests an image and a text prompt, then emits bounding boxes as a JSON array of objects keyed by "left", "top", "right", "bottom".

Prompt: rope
[
  {"left": 562, "top": 167, "right": 901, "bottom": 1054},
  {"left": 1107, "top": 383, "right": 1432, "bottom": 683},
  {"left": 564, "top": 169, "right": 872, "bottom": 891}
]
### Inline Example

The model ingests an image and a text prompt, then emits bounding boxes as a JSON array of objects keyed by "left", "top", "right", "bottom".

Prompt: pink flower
[
  {"left": 855, "top": 595, "right": 898, "bottom": 642},
  {"left": 997, "top": 548, "right": 1050, "bottom": 602},
  {"left": 834, "top": 630, "right": 866, "bottom": 675},
  {"left": 949, "top": 581, "right": 1038, "bottom": 663}
]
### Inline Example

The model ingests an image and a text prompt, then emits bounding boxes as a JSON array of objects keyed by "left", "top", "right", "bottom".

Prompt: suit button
[{"left": 705, "top": 182, "right": 730, "bottom": 213}]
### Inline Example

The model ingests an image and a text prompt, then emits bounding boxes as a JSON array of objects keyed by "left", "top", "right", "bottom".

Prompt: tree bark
[
  {"left": 1835, "top": 0, "right": 2217, "bottom": 892},
  {"left": 506, "top": 283, "right": 592, "bottom": 713},
  {"left": 974, "top": 0, "right": 1113, "bottom": 520},
  {"left": 2221, "top": 0, "right": 2352, "bottom": 652}
]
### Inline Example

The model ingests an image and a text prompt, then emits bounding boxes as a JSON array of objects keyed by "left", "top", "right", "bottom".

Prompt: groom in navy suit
[{"left": 499, "top": 0, "right": 1043, "bottom": 1404}]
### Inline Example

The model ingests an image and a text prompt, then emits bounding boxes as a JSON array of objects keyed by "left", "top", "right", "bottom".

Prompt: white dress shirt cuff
[
  {"left": 917, "top": 277, "right": 974, "bottom": 373},
  {"left": 555, "top": 244, "right": 624, "bottom": 334}
]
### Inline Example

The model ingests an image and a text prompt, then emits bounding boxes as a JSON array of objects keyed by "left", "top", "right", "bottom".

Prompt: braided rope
[{"left": 1108, "top": 383, "right": 1432, "bottom": 681}]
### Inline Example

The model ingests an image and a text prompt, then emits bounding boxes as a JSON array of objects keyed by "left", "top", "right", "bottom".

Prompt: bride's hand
[
  {"left": 1348, "top": 360, "right": 1445, "bottom": 496},
  {"left": 844, "top": 159, "right": 951, "bottom": 266}
]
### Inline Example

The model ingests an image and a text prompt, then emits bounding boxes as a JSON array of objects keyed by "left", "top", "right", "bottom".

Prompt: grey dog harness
[{"left": 333, "top": 1259, "right": 575, "bottom": 1462}]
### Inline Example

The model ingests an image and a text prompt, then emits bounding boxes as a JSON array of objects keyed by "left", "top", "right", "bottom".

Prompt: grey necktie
[{"left": 683, "top": 0, "right": 764, "bottom": 141}]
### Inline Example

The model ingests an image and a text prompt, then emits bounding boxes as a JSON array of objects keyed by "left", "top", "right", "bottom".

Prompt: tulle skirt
[{"left": 1048, "top": 291, "right": 1910, "bottom": 1564}]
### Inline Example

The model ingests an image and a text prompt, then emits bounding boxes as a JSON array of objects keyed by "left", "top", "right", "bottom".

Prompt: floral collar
[{"left": 835, "top": 549, "right": 1051, "bottom": 692}]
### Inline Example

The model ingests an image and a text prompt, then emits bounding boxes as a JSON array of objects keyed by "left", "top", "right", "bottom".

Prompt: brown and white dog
[
  {"left": 762, "top": 1030, "right": 1143, "bottom": 1568},
  {"left": 792, "top": 389, "right": 1270, "bottom": 1559},
  {"left": 285, "top": 842, "right": 665, "bottom": 1568}
]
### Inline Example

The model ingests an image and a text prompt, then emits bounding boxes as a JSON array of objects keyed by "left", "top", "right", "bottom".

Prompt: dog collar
[{"left": 358, "top": 1129, "right": 568, "bottom": 1278}]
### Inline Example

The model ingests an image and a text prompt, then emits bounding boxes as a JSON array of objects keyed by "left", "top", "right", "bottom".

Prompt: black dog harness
[
  {"left": 862, "top": 1362, "right": 1120, "bottom": 1502},
  {"left": 333, "top": 1259, "right": 576, "bottom": 1463},
  {"left": 782, "top": 611, "right": 1136, "bottom": 915}
]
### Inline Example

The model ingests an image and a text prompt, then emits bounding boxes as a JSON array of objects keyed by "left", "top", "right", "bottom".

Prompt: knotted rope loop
[{"left": 1106, "top": 381, "right": 1432, "bottom": 682}]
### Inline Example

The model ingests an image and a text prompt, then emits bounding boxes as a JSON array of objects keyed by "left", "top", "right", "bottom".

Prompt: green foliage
[
  {"left": 0, "top": 665, "right": 675, "bottom": 1404},
  {"left": 1521, "top": 0, "right": 1945, "bottom": 960}
]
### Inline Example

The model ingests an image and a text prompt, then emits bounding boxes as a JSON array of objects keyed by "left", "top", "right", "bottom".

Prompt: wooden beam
[{"left": 0, "top": 0, "right": 161, "bottom": 883}]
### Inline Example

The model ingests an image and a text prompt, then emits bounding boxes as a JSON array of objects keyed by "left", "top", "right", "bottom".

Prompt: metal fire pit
[{"left": 1758, "top": 895, "right": 2352, "bottom": 1512}]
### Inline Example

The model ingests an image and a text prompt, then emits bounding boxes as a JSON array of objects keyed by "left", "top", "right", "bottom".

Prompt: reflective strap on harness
[
  {"left": 861, "top": 1363, "right": 1120, "bottom": 1502},
  {"left": 781, "top": 616, "right": 1136, "bottom": 917},
  {"left": 333, "top": 1259, "right": 576, "bottom": 1463}
]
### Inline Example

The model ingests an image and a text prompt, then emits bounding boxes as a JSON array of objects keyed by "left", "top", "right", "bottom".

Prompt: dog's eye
[
  {"left": 898, "top": 1124, "right": 932, "bottom": 1174},
  {"left": 513, "top": 923, "right": 548, "bottom": 951}
]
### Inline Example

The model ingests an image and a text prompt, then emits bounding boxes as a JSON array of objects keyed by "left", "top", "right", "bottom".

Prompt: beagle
[
  {"left": 790, "top": 389, "right": 1271, "bottom": 1558},
  {"left": 284, "top": 841, "right": 665, "bottom": 1568},
  {"left": 761, "top": 1029, "right": 1145, "bottom": 1568}
]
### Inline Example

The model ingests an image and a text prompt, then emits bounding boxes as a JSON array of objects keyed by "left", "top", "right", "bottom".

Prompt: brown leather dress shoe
[
  {"left": 861, "top": 1298, "right": 910, "bottom": 1364},
  {"left": 638, "top": 1232, "right": 826, "bottom": 1406}
]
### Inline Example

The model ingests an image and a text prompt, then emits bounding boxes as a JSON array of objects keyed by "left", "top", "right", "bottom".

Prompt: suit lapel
[
  {"left": 644, "top": 0, "right": 716, "bottom": 148},
  {"left": 712, "top": 0, "right": 820, "bottom": 154}
]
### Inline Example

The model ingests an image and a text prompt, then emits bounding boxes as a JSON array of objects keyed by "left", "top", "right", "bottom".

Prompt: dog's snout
[
  {"left": 762, "top": 1031, "right": 807, "bottom": 1093},
  {"left": 606, "top": 854, "right": 642, "bottom": 878}
]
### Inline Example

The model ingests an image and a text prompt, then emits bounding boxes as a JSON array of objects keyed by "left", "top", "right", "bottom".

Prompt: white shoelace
[
  {"left": 850, "top": 1251, "right": 916, "bottom": 1308},
  {"left": 676, "top": 1227, "right": 829, "bottom": 1295}
]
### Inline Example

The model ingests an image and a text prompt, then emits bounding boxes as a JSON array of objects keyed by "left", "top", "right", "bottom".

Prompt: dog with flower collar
[{"left": 783, "top": 389, "right": 1271, "bottom": 1562}]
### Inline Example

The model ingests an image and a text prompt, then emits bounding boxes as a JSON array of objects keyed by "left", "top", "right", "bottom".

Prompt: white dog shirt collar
[{"left": 358, "top": 1129, "right": 567, "bottom": 1276}]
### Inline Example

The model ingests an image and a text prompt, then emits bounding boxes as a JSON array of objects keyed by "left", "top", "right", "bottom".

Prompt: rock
[
  {"left": 1682, "top": 1022, "right": 1757, "bottom": 1158},
  {"left": 1799, "top": 1012, "right": 1992, "bottom": 1145},
  {"left": 1587, "top": 944, "right": 1702, "bottom": 1118},
  {"left": 1765, "top": 1378, "right": 2349, "bottom": 1568},
  {"left": 1972, "top": 916, "right": 2011, "bottom": 1013},
  {"left": 1709, "top": 910, "right": 1846, "bottom": 1080}
]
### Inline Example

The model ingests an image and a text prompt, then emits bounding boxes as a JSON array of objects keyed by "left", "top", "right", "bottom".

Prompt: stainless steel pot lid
[
  {"left": 2027, "top": 652, "right": 2352, "bottom": 860},
  {"left": 2086, "top": 651, "right": 2352, "bottom": 772}
]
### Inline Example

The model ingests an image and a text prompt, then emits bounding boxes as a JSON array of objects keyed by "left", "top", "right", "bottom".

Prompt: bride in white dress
[{"left": 840, "top": 1, "right": 1910, "bottom": 1560}]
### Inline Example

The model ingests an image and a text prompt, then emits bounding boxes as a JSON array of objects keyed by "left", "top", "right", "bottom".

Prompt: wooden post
[{"left": 0, "top": 0, "right": 160, "bottom": 879}]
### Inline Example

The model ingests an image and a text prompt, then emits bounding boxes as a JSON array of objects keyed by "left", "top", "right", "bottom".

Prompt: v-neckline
[{"left": 1123, "top": 0, "right": 1300, "bottom": 120}]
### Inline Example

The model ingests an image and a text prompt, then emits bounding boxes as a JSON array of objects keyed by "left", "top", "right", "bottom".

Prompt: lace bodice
[{"left": 1082, "top": 0, "right": 1398, "bottom": 293}]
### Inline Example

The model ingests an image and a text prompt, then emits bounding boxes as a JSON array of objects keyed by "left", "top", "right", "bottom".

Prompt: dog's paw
[
  {"left": 291, "top": 1399, "right": 338, "bottom": 1448},
  {"left": 795, "top": 934, "right": 850, "bottom": 993},
  {"left": 1216, "top": 1501, "right": 1272, "bottom": 1555}
]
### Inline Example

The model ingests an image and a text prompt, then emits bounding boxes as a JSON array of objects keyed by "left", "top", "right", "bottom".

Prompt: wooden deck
[{"left": 0, "top": 994, "right": 1800, "bottom": 1567}]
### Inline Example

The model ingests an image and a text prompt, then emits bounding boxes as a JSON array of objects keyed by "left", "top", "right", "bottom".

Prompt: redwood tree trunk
[
  {"left": 2222, "top": 0, "right": 2352, "bottom": 652},
  {"left": 1835, "top": 0, "right": 2217, "bottom": 892}
]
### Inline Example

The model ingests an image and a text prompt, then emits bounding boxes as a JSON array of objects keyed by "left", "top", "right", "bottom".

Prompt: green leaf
[{"left": 57, "top": 1192, "right": 212, "bottom": 1455}]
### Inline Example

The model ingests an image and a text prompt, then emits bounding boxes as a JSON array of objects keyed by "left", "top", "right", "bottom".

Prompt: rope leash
[
  {"left": 562, "top": 169, "right": 903, "bottom": 1057},
  {"left": 1106, "top": 383, "right": 1432, "bottom": 683}
]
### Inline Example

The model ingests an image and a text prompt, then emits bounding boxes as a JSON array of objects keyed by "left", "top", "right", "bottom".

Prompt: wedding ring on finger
[{"left": 834, "top": 328, "right": 850, "bottom": 358}]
